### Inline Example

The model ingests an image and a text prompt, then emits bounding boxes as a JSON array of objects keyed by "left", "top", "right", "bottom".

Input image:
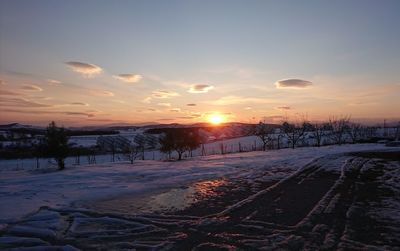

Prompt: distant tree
[
  {"left": 159, "top": 129, "right": 201, "bottom": 160},
  {"left": 311, "top": 123, "right": 330, "bottom": 147},
  {"left": 186, "top": 131, "right": 201, "bottom": 157},
  {"left": 123, "top": 143, "right": 141, "bottom": 164},
  {"left": 348, "top": 123, "right": 362, "bottom": 144},
  {"left": 172, "top": 130, "right": 190, "bottom": 160},
  {"left": 281, "top": 121, "right": 307, "bottom": 149},
  {"left": 255, "top": 122, "right": 274, "bottom": 151},
  {"left": 159, "top": 131, "right": 174, "bottom": 159},
  {"left": 44, "top": 121, "right": 69, "bottom": 170},
  {"left": 328, "top": 115, "right": 351, "bottom": 145}
]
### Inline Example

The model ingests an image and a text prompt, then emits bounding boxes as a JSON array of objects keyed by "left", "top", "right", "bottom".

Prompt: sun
[{"left": 208, "top": 114, "right": 224, "bottom": 125}]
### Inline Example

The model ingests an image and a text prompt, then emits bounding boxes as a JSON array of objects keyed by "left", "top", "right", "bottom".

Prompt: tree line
[
  {"left": 254, "top": 115, "right": 394, "bottom": 150},
  {"left": 32, "top": 118, "right": 399, "bottom": 170}
]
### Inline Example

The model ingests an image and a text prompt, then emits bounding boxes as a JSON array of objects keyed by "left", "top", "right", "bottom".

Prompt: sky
[{"left": 0, "top": 0, "right": 399, "bottom": 126}]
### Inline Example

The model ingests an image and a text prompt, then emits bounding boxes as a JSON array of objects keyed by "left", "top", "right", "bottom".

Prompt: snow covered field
[
  {"left": 0, "top": 143, "right": 392, "bottom": 223},
  {"left": 1, "top": 143, "right": 399, "bottom": 250}
]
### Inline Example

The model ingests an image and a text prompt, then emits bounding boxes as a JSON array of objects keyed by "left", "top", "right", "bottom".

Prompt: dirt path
[{"left": 1, "top": 151, "right": 399, "bottom": 250}]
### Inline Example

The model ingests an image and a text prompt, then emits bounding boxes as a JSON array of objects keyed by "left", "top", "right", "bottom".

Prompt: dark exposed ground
[{"left": 1, "top": 150, "right": 399, "bottom": 250}]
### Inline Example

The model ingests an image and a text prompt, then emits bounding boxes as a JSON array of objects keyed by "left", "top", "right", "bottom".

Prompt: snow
[{"left": 0, "top": 143, "right": 393, "bottom": 223}]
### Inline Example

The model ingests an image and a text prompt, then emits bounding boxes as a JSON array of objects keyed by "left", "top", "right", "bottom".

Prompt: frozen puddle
[{"left": 78, "top": 179, "right": 228, "bottom": 215}]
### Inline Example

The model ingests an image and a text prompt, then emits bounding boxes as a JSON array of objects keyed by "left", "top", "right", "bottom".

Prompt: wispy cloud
[
  {"left": 1, "top": 108, "right": 95, "bottom": 117},
  {"left": 348, "top": 101, "right": 378, "bottom": 106},
  {"left": 113, "top": 74, "right": 142, "bottom": 83},
  {"left": 275, "top": 79, "right": 312, "bottom": 89},
  {"left": 152, "top": 90, "right": 179, "bottom": 98},
  {"left": 157, "top": 103, "right": 171, "bottom": 107},
  {"left": 142, "top": 90, "right": 179, "bottom": 104},
  {"left": 210, "top": 95, "right": 274, "bottom": 105},
  {"left": 69, "top": 102, "right": 89, "bottom": 106},
  {"left": 47, "top": 79, "right": 61, "bottom": 85},
  {"left": 30, "top": 96, "right": 52, "bottom": 101},
  {"left": 5, "top": 71, "right": 42, "bottom": 79},
  {"left": 177, "top": 113, "right": 202, "bottom": 119},
  {"left": 170, "top": 108, "right": 181, "bottom": 112},
  {"left": 188, "top": 84, "right": 214, "bottom": 93},
  {"left": 0, "top": 97, "right": 52, "bottom": 107},
  {"left": 89, "top": 90, "right": 114, "bottom": 97},
  {"left": 65, "top": 61, "right": 102, "bottom": 77},
  {"left": 65, "top": 112, "right": 94, "bottom": 117},
  {"left": 143, "top": 90, "right": 180, "bottom": 103},
  {"left": 0, "top": 89, "right": 21, "bottom": 96},
  {"left": 142, "top": 97, "right": 152, "bottom": 103},
  {"left": 275, "top": 106, "right": 291, "bottom": 110},
  {"left": 21, "top": 84, "right": 42, "bottom": 91},
  {"left": 186, "top": 103, "right": 196, "bottom": 106}
]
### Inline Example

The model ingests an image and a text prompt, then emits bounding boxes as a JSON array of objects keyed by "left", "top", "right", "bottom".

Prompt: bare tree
[
  {"left": 311, "top": 123, "right": 329, "bottom": 147},
  {"left": 328, "top": 115, "right": 351, "bottom": 145},
  {"left": 281, "top": 121, "right": 307, "bottom": 149},
  {"left": 123, "top": 143, "right": 141, "bottom": 164},
  {"left": 255, "top": 122, "right": 274, "bottom": 151},
  {"left": 348, "top": 123, "right": 362, "bottom": 144}
]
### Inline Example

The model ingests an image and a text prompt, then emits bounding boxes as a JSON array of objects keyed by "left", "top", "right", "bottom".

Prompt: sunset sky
[{"left": 1, "top": 0, "right": 399, "bottom": 126}]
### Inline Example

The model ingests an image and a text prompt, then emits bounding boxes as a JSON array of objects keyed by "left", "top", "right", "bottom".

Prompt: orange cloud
[
  {"left": 21, "top": 84, "right": 42, "bottom": 91},
  {"left": 188, "top": 84, "right": 214, "bottom": 93},
  {"left": 1, "top": 108, "right": 95, "bottom": 117},
  {"left": 151, "top": 90, "right": 179, "bottom": 98},
  {"left": 65, "top": 61, "right": 102, "bottom": 77},
  {"left": 0, "top": 97, "right": 52, "bottom": 107},
  {"left": 0, "top": 89, "right": 21, "bottom": 96},
  {"left": 47, "top": 79, "right": 61, "bottom": 85},
  {"left": 170, "top": 108, "right": 181, "bottom": 112},
  {"left": 89, "top": 90, "right": 114, "bottom": 97},
  {"left": 113, "top": 74, "right": 142, "bottom": 83},
  {"left": 157, "top": 103, "right": 171, "bottom": 107}
]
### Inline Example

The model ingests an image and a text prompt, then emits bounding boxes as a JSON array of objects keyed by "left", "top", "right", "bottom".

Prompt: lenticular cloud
[
  {"left": 275, "top": 79, "right": 312, "bottom": 89},
  {"left": 65, "top": 61, "right": 102, "bottom": 77},
  {"left": 113, "top": 74, "right": 142, "bottom": 83}
]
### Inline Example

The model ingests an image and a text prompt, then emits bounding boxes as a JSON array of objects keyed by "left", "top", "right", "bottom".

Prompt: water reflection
[
  {"left": 146, "top": 179, "right": 227, "bottom": 213},
  {"left": 84, "top": 179, "right": 228, "bottom": 215}
]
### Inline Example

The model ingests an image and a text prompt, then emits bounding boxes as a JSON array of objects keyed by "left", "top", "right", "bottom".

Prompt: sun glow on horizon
[{"left": 208, "top": 113, "right": 224, "bottom": 125}]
